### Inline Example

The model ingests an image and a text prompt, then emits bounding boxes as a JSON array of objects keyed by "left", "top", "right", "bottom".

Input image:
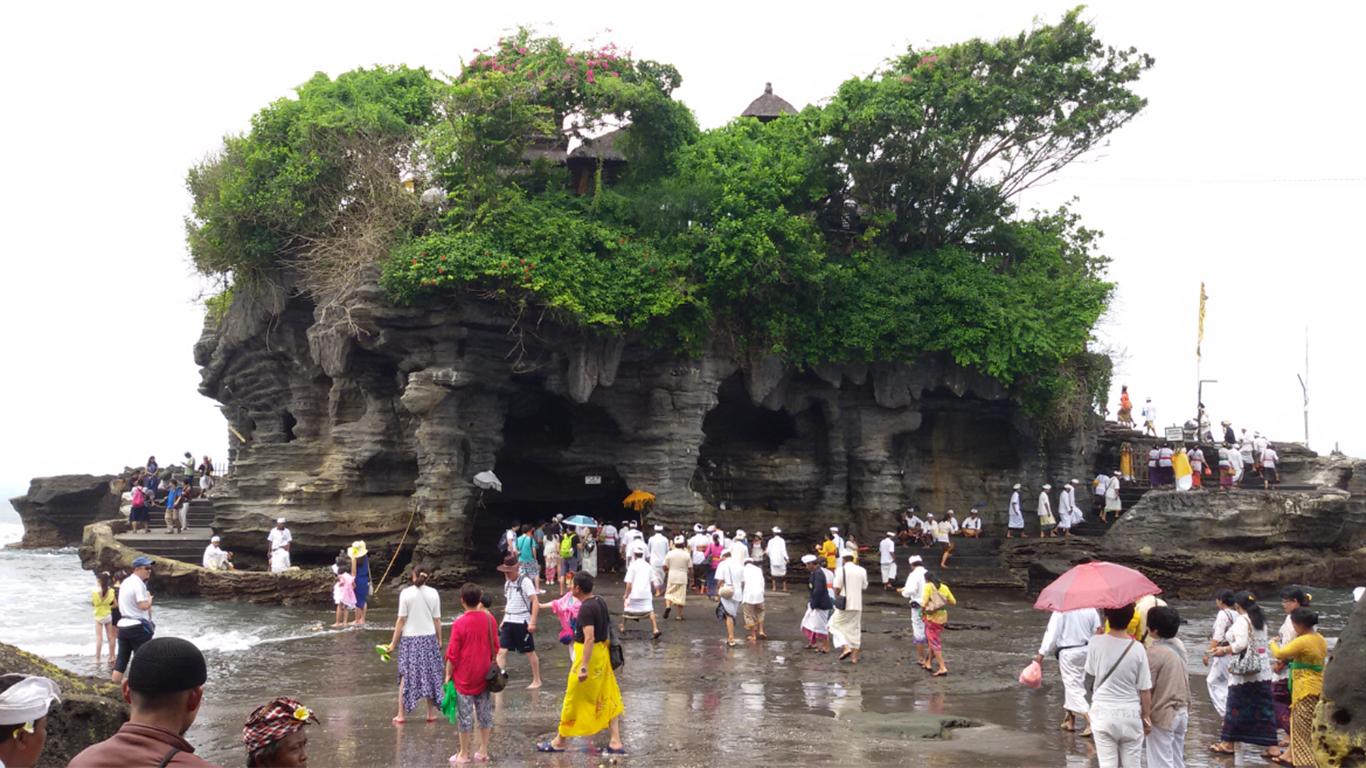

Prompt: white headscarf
[{"left": 0, "top": 675, "right": 60, "bottom": 725}]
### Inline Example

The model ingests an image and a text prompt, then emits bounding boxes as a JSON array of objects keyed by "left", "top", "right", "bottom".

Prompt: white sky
[{"left": 2, "top": 1, "right": 1364, "bottom": 504}]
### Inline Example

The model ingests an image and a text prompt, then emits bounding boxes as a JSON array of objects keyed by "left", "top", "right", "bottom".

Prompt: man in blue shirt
[
  {"left": 515, "top": 524, "right": 540, "bottom": 590},
  {"left": 164, "top": 483, "right": 184, "bottom": 533}
]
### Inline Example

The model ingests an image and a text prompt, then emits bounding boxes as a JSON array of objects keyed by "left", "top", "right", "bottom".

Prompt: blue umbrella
[{"left": 562, "top": 514, "right": 598, "bottom": 527}]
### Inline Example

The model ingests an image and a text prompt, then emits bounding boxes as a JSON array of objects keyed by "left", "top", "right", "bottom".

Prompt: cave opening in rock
[
  {"left": 693, "top": 373, "right": 829, "bottom": 514},
  {"left": 281, "top": 411, "right": 297, "bottom": 442},
  {"left": 471, "top": 387, "right": 630, "bottom": 560},
  {"left": 359, "top": 449, "right": 419, "bottom": 496}
]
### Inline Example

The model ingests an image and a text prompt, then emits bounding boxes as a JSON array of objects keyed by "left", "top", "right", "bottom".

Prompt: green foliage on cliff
[{"left": 187, "top": 10, "right": 1151, "bottom": 413}]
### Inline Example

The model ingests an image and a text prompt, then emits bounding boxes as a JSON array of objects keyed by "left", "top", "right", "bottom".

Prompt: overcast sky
[{"left": 2, "top": 1, "right": 1363, "bottom": 504}]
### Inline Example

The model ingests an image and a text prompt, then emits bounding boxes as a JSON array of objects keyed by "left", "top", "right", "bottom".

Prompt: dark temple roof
[{"left": 741, "top": 82, "right": 797, "bottom": 120}]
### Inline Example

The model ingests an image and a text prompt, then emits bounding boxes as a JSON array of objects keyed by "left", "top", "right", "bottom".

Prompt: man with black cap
[
  {"left": 70, "top": 637, "right": 220, "bottom": 767},
  {"left": 113, "top": 556, "right": 156, "bottom": 684}
]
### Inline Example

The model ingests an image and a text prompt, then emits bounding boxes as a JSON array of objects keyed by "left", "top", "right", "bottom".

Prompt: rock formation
[
  {"left": 8, "top": 475, "right": 120, "bottom": 548},
  {"left": 79, "top": 521, "right": 334, "bottom": 604},
  {"left": 194, "top": 277, "right": 1097, "bottom": 578},
  {"left": 1315, "top": 593, "right": 1366, "bottom": 766},
  {"left": 0, "top": 642, "right": 127, "bottom": 767}
]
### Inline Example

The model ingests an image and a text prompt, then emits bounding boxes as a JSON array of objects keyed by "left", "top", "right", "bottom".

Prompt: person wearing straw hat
[
  {"left": 267, "top": 519, "right": 292, "bottom": 571},
  {"left": 349, "top": 541, "right": 371, "bottom": 626},
  {"left": 0, "top": 674, "right": 60, "bottom": 768},
  {"left": 1007, "top": 484, "right": 1024, "bottom": 538},
  {"left": 662, "top": 536, "right": 691, "bottom": 621},
  {"left": 241, "top": 696, "right": 317, "bottom": 767}
]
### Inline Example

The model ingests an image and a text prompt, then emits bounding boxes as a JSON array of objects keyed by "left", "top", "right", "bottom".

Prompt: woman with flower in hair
[{"left": 243, "top": 697, "right": 317, "bottom": 767}]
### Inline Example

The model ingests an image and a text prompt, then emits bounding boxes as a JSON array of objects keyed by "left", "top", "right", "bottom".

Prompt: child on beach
[
  {"left": 92, "top": 571, "right": 117, "bottom": 663},
  {"left": 543, "top": 531, "right": 562, "bottom": 595},
  {"left": 331, "top": 556, "right": 356, "bottom": 627},
  {"left": 537, "top": 588, "right": 581, "bottom": 657}
]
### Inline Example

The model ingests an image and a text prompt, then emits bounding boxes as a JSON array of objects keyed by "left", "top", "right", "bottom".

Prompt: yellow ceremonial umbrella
[{"left": 622, "top": 489, "right": 656, "bottom": 511}]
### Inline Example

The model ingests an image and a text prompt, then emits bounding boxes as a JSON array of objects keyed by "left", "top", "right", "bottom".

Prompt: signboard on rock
[
  {"left": 1164, "top": 426, "right": 1184, "bottom": 442},
  {"left": 584, "top": 475, "right": 602, "bottom": 485}
]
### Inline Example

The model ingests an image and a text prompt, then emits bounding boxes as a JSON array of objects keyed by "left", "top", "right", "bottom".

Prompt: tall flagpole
[{"left": 1196, "top": 282, "right": 1207, "bottom": 417}]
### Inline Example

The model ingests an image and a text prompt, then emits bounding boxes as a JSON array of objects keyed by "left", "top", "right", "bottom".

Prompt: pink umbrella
[{"left": 1033, "top": 561, "right": 1161, "bottom": 611}]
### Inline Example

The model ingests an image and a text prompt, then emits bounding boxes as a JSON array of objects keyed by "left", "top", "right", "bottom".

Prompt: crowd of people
[
  {"left": 1030, "top": 582, "right": 1351, "bottom": 767},
  {"left": 122, "top": 454, "right": 219, "bottom": 535}
]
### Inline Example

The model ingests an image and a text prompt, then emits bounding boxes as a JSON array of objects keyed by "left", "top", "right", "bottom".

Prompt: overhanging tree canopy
[{"left": 185, "top": 9, "right": 1152, "bottom": 423}]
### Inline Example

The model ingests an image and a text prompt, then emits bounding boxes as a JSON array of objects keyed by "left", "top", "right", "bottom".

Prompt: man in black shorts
[{"left": 495, "top": 554, "right": 542, "bottom": 689}]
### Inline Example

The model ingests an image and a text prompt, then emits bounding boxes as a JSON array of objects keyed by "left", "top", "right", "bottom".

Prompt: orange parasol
[{"left": 622, "top": 489, "right": 656, "bottom": 511}]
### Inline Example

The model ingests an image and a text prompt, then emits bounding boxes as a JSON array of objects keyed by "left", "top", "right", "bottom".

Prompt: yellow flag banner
[{"left": 1197, "top": 282, "right": 1207, "bottom": 358}]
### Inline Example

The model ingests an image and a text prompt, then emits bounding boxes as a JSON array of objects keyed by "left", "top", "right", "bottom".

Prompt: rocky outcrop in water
[
  {"left": 79, "top": 521, "right": 334, "bottom": 604},
  {"left": 0, "top": 642, "right": 127, "bottom": 767},
  {"left": 8, "top": 475, "right": 120, "bottom": 548},
  {"left": 193, "top": 277, "right": 1097, "bottom": 577}
]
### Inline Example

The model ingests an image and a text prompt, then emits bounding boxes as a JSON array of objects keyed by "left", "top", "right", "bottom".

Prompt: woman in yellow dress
[
  {"left": 1269, "top": 607, "right": 1327, "bottom": 767},
  {"left": 1119, "top": 442, "right": 1134, "bottom": 482},
  {"left": 819, "top": 535, "right": 838, "bottom": 570}
]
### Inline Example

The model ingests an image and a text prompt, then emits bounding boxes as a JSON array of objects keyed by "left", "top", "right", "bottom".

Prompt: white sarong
[
  {"left": 880, "top": 562, "right": 896, "bottom": 583},
  {"left": 800, "top": 606, "right": 831, "bottom": 637},
  {"left": 1059, "top": 646, "right": 1090, "bottom": 715},
  {"left": 911, "top": 606, "right": 926, "bottom": 644},
  {"left": 828, "top": 608, "right": 862, "bottom": 650},
  {"left": 1206, "top": 654, "right": 1231, "bottom": 717}
]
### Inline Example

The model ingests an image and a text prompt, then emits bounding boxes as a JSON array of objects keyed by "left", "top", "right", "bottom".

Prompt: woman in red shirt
[{"left": 445, "top": 584, "right": 499, "bottom": 765}]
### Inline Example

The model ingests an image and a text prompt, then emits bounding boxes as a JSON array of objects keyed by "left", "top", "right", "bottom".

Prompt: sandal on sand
[
  {"left": 602, "top": 746, "right": 628, "bottom": 755},
  {"left": 1207, "top": 744, "right": 1235, "bottom": 755},
  {"left": 535, "top": 742, "right": 566, "bottom": 753},
  {"left": 449, "top": 755, "right": 471, "bottom": 765}
]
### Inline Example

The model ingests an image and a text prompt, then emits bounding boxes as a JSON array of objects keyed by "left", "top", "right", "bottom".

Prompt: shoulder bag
[
  {"left": 922, "top": 584, "right": 948, "bottom": 614},
  {"left": 599, "top": 595, "right": 625, "bottom": 670},
  {"left": 833, "top": 564, "right": 848, "bottom": 611},
  {"left": 484, "top": 613, "right": 508, "bottom": 693},
  {"left": 1229, "top": 618, "right": 1266, "bottom": 676}
]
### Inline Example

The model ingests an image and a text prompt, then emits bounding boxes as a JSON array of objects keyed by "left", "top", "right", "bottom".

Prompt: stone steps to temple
[
  {"left": 114, "top": 528, "right": 215, "bottom": 562},
  {"left": 185, "top": 499, "right": 215, "bottom": 529}
]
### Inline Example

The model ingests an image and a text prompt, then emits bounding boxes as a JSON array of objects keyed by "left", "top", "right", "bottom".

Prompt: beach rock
[
  {"left": 8, "top": 474, "right": 120, "bottom": 549},
  {"left": 192, "top": 277, "right": 1094, "bottom": 578},
  {"left": 79, "top": 521, "right": 335, "bottom": 604},
  {"left": 841, "top": 710, "right": 982, "bottom": 740},
  {"left": 1088, "top": 486, "right": 1366, "bottom": 596},
  {"left": 0, "top": 642, "right": 127, "bottom": 767},
  {"left": 1315, "top": 593, "right": 1366, "bottom": 766}
]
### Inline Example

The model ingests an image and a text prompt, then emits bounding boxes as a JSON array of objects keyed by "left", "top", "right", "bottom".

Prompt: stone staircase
[
  {"left": 114, "top": 499, "right": 217, "bottom": 563},
  {"left": 896, "top": 535, "right": 1018, "bottom": 587}
]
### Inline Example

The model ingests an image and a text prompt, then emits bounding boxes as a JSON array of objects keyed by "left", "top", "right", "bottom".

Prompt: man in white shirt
[
  {"left": 829, "top": 526, "right": 845, "bottom": 553},
  {"left": 201, "top": 535, "right": 231, "bottom": 570},
  {"left": 1008, "top": 485, "right": 1024, "bottom": 538},
  {"left": 496, "top": 555, "right": 542, "bottom": 689},
  {"left": 1056, "top": 485, "right": 1075, "bottom": 538},
  {"left": 1203, "top": 591, "right": 1238, "bottom": 717},
  {"left": 267, "top": 518, "right": 292, "bottom": 570},
  {"left": 878, "top": 532, "right": 897, "bottom": 590},
  {"left": 1034, "top": 608, "right": 1103, "bottom": 733},
  {"left": 962, "top": 508, "right": 983, "bottom": 538},
  {"left": 689, "top": 524, "right": 710, "bottom": 591},
  {"left": 740, "top": 556, "right": 767, "bottom": 642},
  {"left": 647, "top": 525, "right": 670, "bottom": 595},
  {"left": 1158, "top": 445, "right": 1175, "bottom": 488},
  {"left": 829, "top": 549, "right": 867, "bottom": 664},
  {"left": 1038, "top": 485, "right": 1056, "bottom": 538},
  {"left": 599, "top": 522, "right": 618, "bottom": 573},
  {"left": 715, "top": 550, "right": 743, "bottom": 646},
  {"left": 1069, "top": 480, "right": 1083, "bottom": 527},
  {"left": 1093, "top": 472, "right": 1110, "bottom": 515},
  {"left": 730, "top": 529, "right": 749, "bottom": 562},
  {"left": 1228, "top": 442, "right": 1246, "bottom": 486},
  {"left": 1141, "top": 398, "right": 1157, "bottom": 436},
  {"left": 765, "top": 527, "right": 789, "bottom": 592},
  {"left": 1262, "top": 442, "right": 1280, "bottom": 489},
  {"left": 901, "top": 555, "right": 929, "bottom": 668},
  {"left": 112, "top": 557, "right": 155, "bottom": 683},
  {"left": 946, "top": 510, "right": 961, "bottom": 535}
]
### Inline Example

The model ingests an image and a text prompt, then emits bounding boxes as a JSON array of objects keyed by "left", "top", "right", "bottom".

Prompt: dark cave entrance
[
  {"left": 471, "top": 387, "right": 630, "bottom": 560},
  {"left": 693, "top": 372, "right": 829, "bottom": 513}
]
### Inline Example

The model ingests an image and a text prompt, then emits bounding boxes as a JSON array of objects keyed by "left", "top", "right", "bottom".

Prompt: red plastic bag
[{"left": 1018, "top": 659, "right": 1042, "bottom": 688}]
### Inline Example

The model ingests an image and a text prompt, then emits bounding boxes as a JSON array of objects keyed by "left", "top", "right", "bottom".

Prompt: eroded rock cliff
[
  {"left": 194, "top": 277, "right": 1096, "bottom": 577},
  {"left": 8, "top": 475, "right": 120, "bottom": 548}
]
